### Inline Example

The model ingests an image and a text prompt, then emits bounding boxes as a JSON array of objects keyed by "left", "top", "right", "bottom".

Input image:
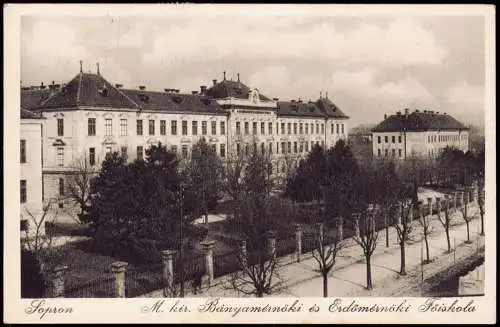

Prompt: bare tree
[
  {"left": 66, "top": 156, "right": 97, "bottom": 223},
  {"left": 477, "top": 176, "right": 485, "bottom": 236},
  {"left": 436, "top": 196, "right": 452, "bottom": 253},
  {"left": 418, "top": 198, "right": 435, "bottom": 264},
  {"left": 459, "top": 190, "right": 474, "bottom": 243},
  {"left": 393, "top": 200, "right": 416, "bottom": 275},
  {"left": 311, "top": 225, "right": 344, "bottom": 297},
  {"left": 21, "top": 200, "right": 59, "bottom": 260},
  {"left": 224, "top": 152, "right": 247, "bottom": 222},
  {"left": 352, "top": 208, "right": 379, "bottom": 290}
]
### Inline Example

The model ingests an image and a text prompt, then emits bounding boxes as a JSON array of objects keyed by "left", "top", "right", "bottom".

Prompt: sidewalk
[{"left": 143, "top": 201, "right": 481, "bottom": 298}]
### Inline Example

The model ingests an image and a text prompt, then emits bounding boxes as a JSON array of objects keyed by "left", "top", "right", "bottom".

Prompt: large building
[
  {"left": 21, "top": 66, "right": 350, "bottom": 207},
  {"left": 20, "top": 108, "right": 45, "bottom": 234},
  {"left": 371, "top": 108, "right": 469, "bottom": 160}
]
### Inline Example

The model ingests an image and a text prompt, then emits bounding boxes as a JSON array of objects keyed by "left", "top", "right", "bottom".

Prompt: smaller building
[
  {"left": 20, "top": 108, "right": 46, "bottom": 236},
  {"left": 348, "top": 124, "right": 376, "bottom": 163},
  {"left": 371, "top": 108, "right": 469, "bottom": 160}
]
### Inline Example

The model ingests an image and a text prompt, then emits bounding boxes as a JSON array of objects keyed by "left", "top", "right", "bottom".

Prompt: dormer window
[
  {"left": 138, "top": 93, "right": 150, "bottom": 103},
  {"left": 172, "top": 96, "right": 182, "bottom": 104},
  {"left": 98, "top": 84, "right": 108, "bottom": 97}
]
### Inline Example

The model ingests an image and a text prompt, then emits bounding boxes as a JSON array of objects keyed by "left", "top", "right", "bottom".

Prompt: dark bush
[{"left": 21, "top": 249, "right": 46, "bottom": 298}]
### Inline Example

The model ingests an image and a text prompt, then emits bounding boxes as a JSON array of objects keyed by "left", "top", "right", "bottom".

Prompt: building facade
[
  {"left": 21, "top": 68, "right": 350, "bottom": 206},
  {"left": 20, "top": 108, "right": 45, "bottom": 234},
  {"left": 371, "top": 108, "right": 469, "bottom": 160}
]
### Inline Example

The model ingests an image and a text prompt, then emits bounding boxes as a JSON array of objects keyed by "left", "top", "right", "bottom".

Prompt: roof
[
  {"left": 349, "top": 124, "right": 376, "bottom": 135},
  {"left": 21, "top": 72, "right": 225, "bottom": 114},
  {"left": 277, "top": 101, "right": 326, "bottom": 118},
  {"left": 371, "top": 111, "right": 469, "bottom": 132},
  {"left": 21, "top": 108, "right": 45, "bottom": 119},
  {"left": 205, "top": 79, "right": 271, "bottom": 101},
  {"left": 315, "top": 98, "right": 350, "bottom": 119}
]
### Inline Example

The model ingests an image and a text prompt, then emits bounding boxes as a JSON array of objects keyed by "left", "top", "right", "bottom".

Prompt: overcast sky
[{"left": 21, "top": 10, "right": 486, "bottom": 128}]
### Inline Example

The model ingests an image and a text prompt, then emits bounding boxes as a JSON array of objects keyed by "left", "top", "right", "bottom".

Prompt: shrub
[{"left": 21, "top": 249, "right": 46, "bottom": 298}]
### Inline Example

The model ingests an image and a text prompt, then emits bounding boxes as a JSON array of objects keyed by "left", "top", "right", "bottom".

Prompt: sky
[{"left": 20, "top": 9, "right": 486, "bottom": 128}]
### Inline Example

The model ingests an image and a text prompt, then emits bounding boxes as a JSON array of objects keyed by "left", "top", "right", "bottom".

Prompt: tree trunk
[
  {"left": 366, "top": 255, "right": 373, "bottom": 290},
  {"left": 445, "top": 228, "right": 451, "bottom": 253},
  {"left": 399, "top": 241, "right": 406, "bottom": 275},
  {"left": 466, "top": 221, "right": 470, "bottom": 243},
  {"left": 424, "top": 234, "right": 430, "bottom": 263},
  {"left": 480, "top": 212, "right": 484, "bottom": 236},
  {"left": 384, "top": 212, "right": 389, "bottom": 248},
  {"left": 257, "top": 291, "right": 264, "bottom": 298},
  {"left": 323, "top": 273, "right": 328, "bottom": 297}
]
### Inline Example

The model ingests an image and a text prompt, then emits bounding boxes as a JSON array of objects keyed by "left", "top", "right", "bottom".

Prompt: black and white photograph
[{"left": 4, "top": 4, "right": 495, "bottom": 324}]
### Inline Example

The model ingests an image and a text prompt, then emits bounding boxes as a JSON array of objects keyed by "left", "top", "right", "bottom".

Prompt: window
[
  {"left": 281, "top": 123, "right": 285, "bottom": 135},
  {"left": 136, "top": 120, "right": 143, "bottom": 135},
  {"left": 211, "top": 121, "right": 217, "bottom": 135},
  {"left": 182, "top": 121, "right": 188, "bottom": 135},
  {"left": 121, "top": 146, "right": 127, "bottom": 159},
  {"left": 88, "top": 118, "right": 96, "bottom": 136},
  {"left": 336, "top": 124, "right": 339, "bottom": 134},
  {"left": 148, "top": 120, "right": 155, "bottom": 135},
  {"left": 276, "top": 142, "right": 279, "bottom": 154},
  {"left": 245, "top": 144, "right": 249, "bottom": 156},
  {"left": 211, "top": 144, "right": 217, "bottom": 153},
  {"left": 268, "top": 122, "right": 273, "bottom": 135},
  {"left": 385, "top": 149, "right": 388, "bottom": 157},
  {"left": 305, "top": 124, "right": 309, "bottom": 134},
  {"left": 105, "top": 146, "right": 112, "bottom": 155},
  {"left": 120, "top": 119, "right": 128, "bottom": 136},
  {"left": 57, "top": 147, "right": 64, "bottom": 166},
  {"left": 89, "top": 148, "right": 95, "bottom": 166},
  {"left": 293, "top": 123, "right": 297, "bottom": 135},
  {"left": 311, "top": 141, "right": 314, "bottom": 149},
  {"left": 398, "top": 136, "right": 402, "bottom": 143},
  {"left": 311, "top": 123, "right": 314, "bottom": 134},
  {"left": 253, "top": 143, "right": 257, "bottom": 153},
  {"left": 281, "top": 142, "right": 285, "bottom": 154},
  {"left": 294, "top": 142, "right": 297, "bottom": 153},
  {"left": 59, "top": 178, "right": 65, "bottom": 196},
  {"left": 181, "top": 145, "right": 189, "bottom": 158},
  {"left": 385, "top": 136, "right": 389, "bottom": 143},
  {"left": 261, "top": 143, "right": 265, "bottom": 154},
  {"left": 171, "top": 120, "right": 177, "bottom": 135},
  {"left": 160, "top": 120, "right": 166, "bottom": 135},
  {"left": 331, "top": 124, "right": 334, "bottom": 134},
  {"left": 192, "top": 121, "right": 198, "bottom": 136},
  {"left": 201, "top": 121, "right": 207, "bottom": 135},
  {"left": 287, "top": 123, "right": 291, "bottom": 135},
  {"left": 137, "top": 146, "right": 144, "bottom": 160},
  {"left": 341, "top": 124, "right": 344, "bottom": 134},
  {"left": 105, "top": 119, "right": 112, "bottom": 136},
  {"left": 377, "top": 136, "right": 381, "bottom": 144},
  {"left": 236, "top": 122, "right": 241, "bottom": 135},
  {"left": 276, "top": 123, "right": 279, "bottom": 135},
  {"left": 236, "top": 143, "right": 241, "bottom": 155},
  {"left": 287, "top": 142, "right": 291, "bottom": 153},
  {"left": 57, "top": 118, "right": 64, "bottom": 136},
  {"left": 244, "top": 122, "right": 249, "bottom": 135},
  {"left": 321, "top": 140, "right": 324, "bottom": 148},
  {"left": 399, "top": 149, "right": 402, "bottom": 158},
  {"left": 253, "top": 122, "right": 257, "bottom": 135},
  {"left": 171, "top": 145, "right": 178, "bottom": 154},
  {"left": 299, "top": 123, "right": 303, "bottom": 134},
  {"left": 316, "top": 124, "right": 319, "bottom": 134},
  {"left": 20, "top": 180, "right": 27, "bottom": 203},
  {"left": 220, "top": 122, "right": 225, "bottom": 135},
  {"left": 392, "top": 136, "right": 396, "bottom": 143},
  {"left": 20, "top": 219, "right": 28, "bottom": 232},
  {"left": 268, "top": 143, "right": 273, "bottom": 154},
  {"left": 305, "top": 142, "right": 309, "bottom": 152},
  {"left": 378, "top": 149, "right": 381, "bottom": 157},
  {"left": 299, "top": 142, "right": 303, "bottom": 153},
  {"left": 20, "top": 139, "right": 26, "bottom": 163},
  {"left": 261, "top": 122, "right": 265, "bottom": 135},
  {"left": 220, "top": 144, "right": 226, "bottom": 158},
  {"left": 321, "top": 124, "right": 324, "bottom": 134},
  {"left": 392, "top": 149, "right": 396, "bottom": 157}
]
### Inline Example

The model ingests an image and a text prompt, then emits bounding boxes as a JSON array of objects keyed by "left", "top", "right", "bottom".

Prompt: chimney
[
  {"left": 320, "top": 91, "right": 322, "bottom": 99},
  {"left": 273, "top": 97, "right": 279, "bottom": 101},
  {"left": 115, "top": 84, "right": 123, "bottom": 89},
  {"left": 139, "top": 86, "right": 146, "bottom": 91},
  {"left": 175, "top": 89, "right": 180, "bottom": 93},
  {"left": 79, "top": 60, "right": 83, "bottom": 73},
  {"left": 237, "top": 73, "right": 240, "bottom": 82},
  {"left": 192, "top": 91, "right": 199, "bottom": 95},
  {"left": 298, "top": 98, "right": 302, "bottom": 103},
  {"left": 397, "top": 111, "right": 401, "bottom": 116},
  {"left": 40, "top": 82, "right": 45, "bottom": 89},
  {"left": 384, "top": 114, "right": 387, "bottom": 119},
  {"left": 223, "top": 71, "right": 226, "bottom": 81},
  {"left": 436, "top": 111, "right": 440, "bottom": 114},
  {"left": 325, "top": 92, "right": 328, "bottom": 99},
  {"left": 291, "top": 99, "right": 296, "bottom": 103},
  {"left": 96, "top": 62, "right": 100, "bottom": 75},
  {"left": 200, "top": 85, "right": 207, "bottom": 94},
  {"left": 213, "top": 79, "right": 217, "bottom": 86},
  {"left": 404, "top": 108, "right": 409, "bottom": 115}
]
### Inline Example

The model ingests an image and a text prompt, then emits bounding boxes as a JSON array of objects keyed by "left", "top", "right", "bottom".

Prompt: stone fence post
[
  {"left": 427, "top": 197, "right": 433, "bottom": 217},
  {"left": 266, "top": 231, "right": 277, "bottom": 259},
  {"left": 444, "top": 194, "right": 450, "bottom": 212},
  {"left": 436, "top": 197, "right": 441, "bottom": 214},
  {"left": 160, "top": 250, "right": 176, "bottom": 296},
  {"left": 469, "top": 185, "right": 476, "bottom": 203},
  {"left": 315, "top": 222, "right": 324, "bottom": 245},
  {"left": 239, "top": 239, "right": 247, "bottom": 268},
  {"left": 111, "top": 261, "right": 128, "bottom": 298},
  {"left": 352, "top": 213, "right": 360, "bottom": 237},
  {"left": 336, "top": 216, "right": 344, "bottom": 241},
  {"left": 200, "top": 240, "right": 216, "bottom": 286},
  {"left": 51, "top": 265, "right": 69, "bottom": 298},
  {"left": 294, "top": 224, "right": 302, "bottom": 262}
]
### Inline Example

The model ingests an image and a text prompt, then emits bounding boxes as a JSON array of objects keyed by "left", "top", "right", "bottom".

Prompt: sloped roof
[
  {"left": 372, "top": 111, "right": 469, "bottom": 132},
  {"left": 206, "top": 79, "right": 271, "bottom": 101},
  {"left": 349, "top": 124, "right": 376, "bottom": 135},
  {"left": 21, "top": 89, "right": 51, "bottom": 110},
  {"left": 21, "top": 108, "right": 45, "bottom": 119},
  {"left": 277, "top": 101, "right": 326, "bottom": 118},
  {"left": 315, "top": 98, "right": 350, "bottom": 119}
]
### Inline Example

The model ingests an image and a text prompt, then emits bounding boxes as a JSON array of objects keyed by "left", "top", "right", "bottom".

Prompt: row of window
[
  {"left": 377, "top": 135, "right": 402, "bottom": 144},
  {"left": 377, "top": 148, "right": 403, "bottom": 158},
  {"left": 428, "top": 134, "right": 461, "bottom": 143},
  {"left": 87, "top": 118, "right": 226, "bottom": 137},
  {"left": 20, "top": 178, "right": 65, "bottom": 204},
  {"left": 235, "top": 121, "right": 345, "bottom": 136},
  {"left": 236, "top": 140, "right": 324, "bottom": 157}
]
